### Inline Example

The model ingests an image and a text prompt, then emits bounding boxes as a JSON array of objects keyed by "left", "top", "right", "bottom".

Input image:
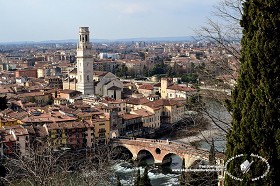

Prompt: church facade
[{"left": 63, "top": 27, "right": 123, "bottom": 99}]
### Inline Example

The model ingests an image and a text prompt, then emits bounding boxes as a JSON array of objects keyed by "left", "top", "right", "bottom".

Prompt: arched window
[{"left": 85, "top": 35, "right": 88, "bottom": 42}]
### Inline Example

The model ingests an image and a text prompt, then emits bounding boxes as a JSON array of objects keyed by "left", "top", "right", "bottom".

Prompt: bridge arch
[
  {"left": 136, "top": 149, "right": 155, "bottom": 164},
  {"left": 112, "top": 145, "right": 133, "bottom": 160},
  {"left": 162, "top": 152, "right": 183, "bottom": 166}
]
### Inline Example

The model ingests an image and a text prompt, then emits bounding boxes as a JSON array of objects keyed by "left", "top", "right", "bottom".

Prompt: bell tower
[{"left": 76, "top": 27, "right": 94, "bottom": 95}]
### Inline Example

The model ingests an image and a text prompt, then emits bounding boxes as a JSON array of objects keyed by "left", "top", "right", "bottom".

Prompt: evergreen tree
[
  {"left": 179, "top": 158, "right": 186, "bottom": 186},
  {"left": 116, "top": 175, "right": 122, "bottom": 186},
  {"left": 209, "top": 138, "right": 216, "bottom": 165},
  {"left": 226, "top": 0, "right": 280, "bottom": 185},
  {"left": 139, "top": 167, "right": 152, "bottom": 186},
  {"left": 208, "top": 139, "right": 218, "bottom": 186},
  {"left": 134, "top": 169, "right": 141, "bottom": 186}
]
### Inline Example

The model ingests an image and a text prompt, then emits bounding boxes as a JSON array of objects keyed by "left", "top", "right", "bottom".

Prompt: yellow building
[
  {"left": 143, "top": 98, "right": 185, "bottom": 125},
  {"left": 131, "top": 108, "right": 160, "bottom": 129},
  {"left": 92, "top": 117, "right": 110, "bottom": 144},
  {"left": 44, "top": 123, "right": 66, "bottom": 147},
  {"left": 53, "top": 98, "right": 68, "bottom": 105},
  {"left": 0, "top": 117, "right": 18, "bottom": 127}
]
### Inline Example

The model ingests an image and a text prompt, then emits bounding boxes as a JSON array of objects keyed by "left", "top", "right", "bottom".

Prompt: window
[{"left": 87, "top": 75, "right": 89, "bottom": 82}]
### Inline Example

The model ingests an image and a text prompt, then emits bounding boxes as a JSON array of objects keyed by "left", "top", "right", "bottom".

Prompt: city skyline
[{"left": 0, "top": 0, "right": 220, "bottom": 42}]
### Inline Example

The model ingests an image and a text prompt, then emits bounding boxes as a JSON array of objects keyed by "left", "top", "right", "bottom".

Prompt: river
[
  {"left": 114, "top": 155, "right": 182, "bottom": 186},
  {"left": 114, "top": 98, "right": 231, "bottom": 185}
]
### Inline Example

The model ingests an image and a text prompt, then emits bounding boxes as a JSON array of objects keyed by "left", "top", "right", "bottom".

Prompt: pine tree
[
  {"left": 226, "top": 0, "right": 280, "bottom": 185},
  {"left": 116, "top": 175, "right": 122, "bottom": 186},
  {"left": 134, "top": 169, "right": 141, "bottom": 186},
  {"left": 179, "top": 158, "right": 186, "bottom": 186},
  {"left": 139, "top": 167, "right": 152, "bottom": 186}
]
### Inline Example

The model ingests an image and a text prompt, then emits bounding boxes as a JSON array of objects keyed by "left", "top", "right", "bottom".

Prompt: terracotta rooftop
[
  {"left": 59, "top": 89, "right": 81, "bottom": 94},
  {"left": 18, "top": 91, "right": 46, "bottom": 98},
  {"left": 119, "top": 113, "right": 141, "bottom": 120},
  {"left": 144, "top": 98, "right": 185, "bottom": 109},
  {"left": 138, "top": 84, "right": 153, "bottom": 90},
  {"left": 93, "top": 71, "right": 108, "bottom": 76},
  {"left": 153, "top": 82, "right": 161, "bottom": 87},
  {"left": 125, "top": 97, "right": 150, "bottom": 105},
  {"left": 4, "top": 134, "right": 16, "bottom": 142},
  {"left": 132, "top": 109, "right": 154, "bottom": 117}
]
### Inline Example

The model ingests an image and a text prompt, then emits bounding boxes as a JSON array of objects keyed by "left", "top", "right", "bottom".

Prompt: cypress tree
[
  {"left": 134, "top": 169, "right": 141, "bottom": 186},
  {"left": 179, "top": 158, "right": 186, "bottom": 186},
  {"left": 139, "top": 167, "right": 152, "bottom": 186},
  {"left": 225, "top": 0, "right": 280, "bottom": 185},
  {"left": 209, "top": 138, "right": 216, "bottom": 165},
  {"left": 208, "top": 139, "right": 218, "bottom": 186}
]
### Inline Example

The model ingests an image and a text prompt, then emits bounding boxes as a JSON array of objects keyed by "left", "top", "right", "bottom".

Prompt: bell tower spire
[{"left": 76, "top": 27, "right": 94, "bottom": 95}]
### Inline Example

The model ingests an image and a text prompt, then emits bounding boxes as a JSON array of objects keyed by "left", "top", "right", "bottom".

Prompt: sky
[{"left": 0, "top": 0, "right": 220, "bottom": 42}]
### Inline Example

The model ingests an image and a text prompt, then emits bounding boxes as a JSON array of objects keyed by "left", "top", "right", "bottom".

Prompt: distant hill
[{"left": 0, "top": 36, "right": 198, "bottom": 45}]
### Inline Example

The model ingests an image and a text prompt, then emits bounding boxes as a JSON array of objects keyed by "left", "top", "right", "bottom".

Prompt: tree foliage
[
  {"left": 1, "top": 143, "right": 117, "bottom": 186},
  {"left": 134, "top": 169, "right": 141, "bottom": 186},
  {"left": 139, "top": 167, "right": 152, "bottom": 186},
  {"left": 226, "top": 0, "right": 280, "bottom": 185},
  {"left": 179, "top": 158, "right": 186, "bottom": 186}
]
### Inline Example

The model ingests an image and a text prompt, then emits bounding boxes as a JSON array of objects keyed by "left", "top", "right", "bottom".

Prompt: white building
[
  {"left": 76, "top": 27, "right": 94, "bottom": 95},
  {"left": 95, "top": 72, "right": 123, "bottom": 99}
]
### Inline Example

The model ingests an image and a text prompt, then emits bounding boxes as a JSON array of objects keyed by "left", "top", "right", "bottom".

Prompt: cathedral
[{"left": 63, "top": 27, "right": 123, "bottom": 99}]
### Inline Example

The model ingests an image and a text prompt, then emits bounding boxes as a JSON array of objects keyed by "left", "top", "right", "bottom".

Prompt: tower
[
  {"left": 160, "top": 77, "right": 172, "bottom": 99},
  {"left": 76, "top": 27, "right": 94, "bottom": 95}
]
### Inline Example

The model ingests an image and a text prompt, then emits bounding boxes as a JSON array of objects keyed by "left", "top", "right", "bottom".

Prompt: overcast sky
[{"left": 0, "top": 0, "right": 220, "bottom": 42}]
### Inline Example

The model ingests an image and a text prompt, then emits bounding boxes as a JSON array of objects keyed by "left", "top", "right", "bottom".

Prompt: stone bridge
[{"left": 112, "top": 138, "right": 225, "bottom": 168}]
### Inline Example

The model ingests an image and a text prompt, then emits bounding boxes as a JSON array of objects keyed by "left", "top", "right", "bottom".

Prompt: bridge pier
[
  {"left": 132, "top": 154, "right": 137, "bottom": 161},
  {"left": 154, "top": 159, "right": 162, "bottom": 165}
]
